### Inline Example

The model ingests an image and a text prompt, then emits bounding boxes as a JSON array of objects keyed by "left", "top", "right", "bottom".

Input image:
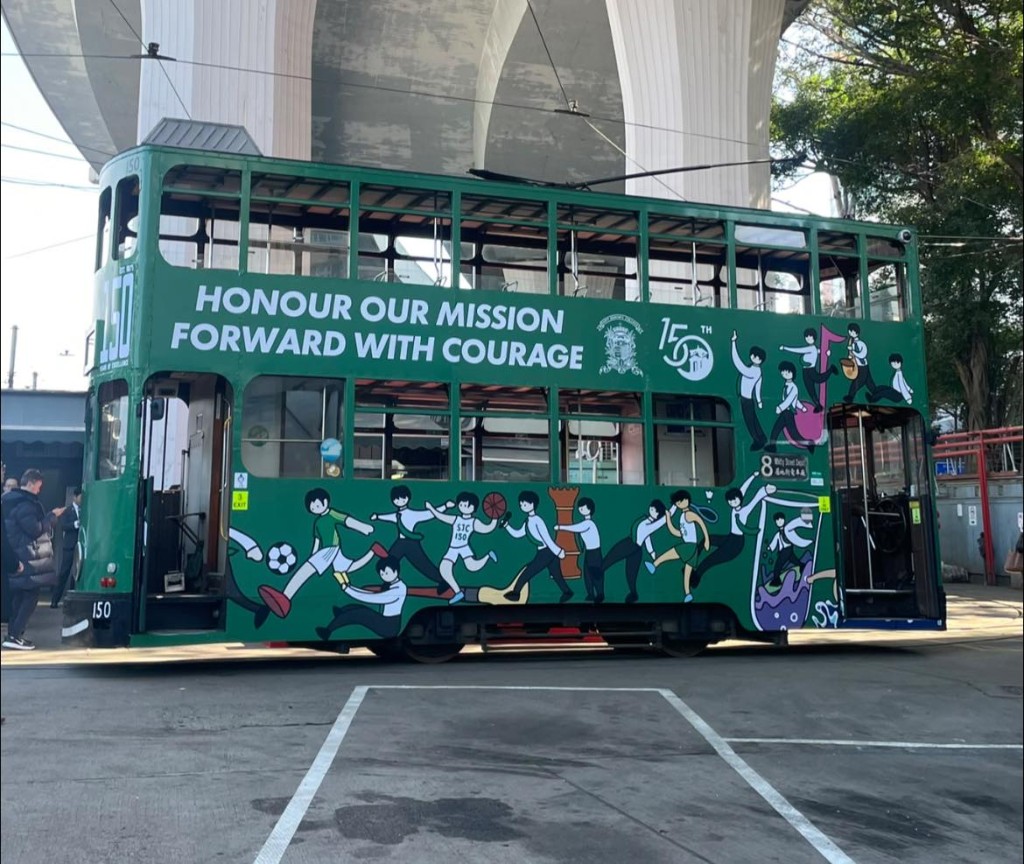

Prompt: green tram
[{"left": 65, "top": 144, "right": 945, "bottom": 660}]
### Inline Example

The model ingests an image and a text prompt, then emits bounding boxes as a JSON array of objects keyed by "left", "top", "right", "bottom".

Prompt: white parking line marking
[
  {"left": 253, "top": 685, "right": 368, "bottom": 864},
  {"left": 725, "top": 738, "right": 1023, "bottom": 750},
  {"left": 658, "top": 689, "right": 856, "bottom": 864},
  {"left": 256, "top": 684, "right": 1016, "bottom": 864}
]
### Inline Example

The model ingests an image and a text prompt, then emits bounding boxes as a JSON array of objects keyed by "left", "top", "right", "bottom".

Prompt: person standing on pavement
[
  {"left": 51, "top": 487, "right": 82, "bottom": 608},
  {"left": 1, "top": 469, "right": 65, "bottom": 650}
]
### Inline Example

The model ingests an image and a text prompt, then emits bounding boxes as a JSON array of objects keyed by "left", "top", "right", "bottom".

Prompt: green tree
[{"left": 772, "top": 0, "right": 1023, "bottom": 429}]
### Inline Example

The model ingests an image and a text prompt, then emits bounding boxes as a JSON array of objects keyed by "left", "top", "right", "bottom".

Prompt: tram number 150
[{"left": 92, "top": 601, "right": 112, "bottom": 620}]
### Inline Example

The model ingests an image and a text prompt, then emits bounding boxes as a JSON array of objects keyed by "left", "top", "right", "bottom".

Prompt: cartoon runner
[
  {"left": 372, "top": 484, "right": 449, "bottom": 594},
  {"left": 780, "top": 328, "right": 837, "bottom": 412},
  {"left": 869, "top": 353, "right": 913, "bottom": 404},
  {"left": 843, "top": 323, "right": 877, "bottom": 403},
  {"left": 557, "top": 497, "right": 604, "bottom": 603},
  {"left": 646, "top": 490, "right": 710, "bottom": 594},
  {"left": 731, "top": 330, "right": 767, "bottom": 450},
  {"left": 602, "top": 500, "right": 668, "bottom": 603},
  {"left": 258, "top": 488, "right": 385, "bottom": 619},
  {"left": 315, "top": 556, "right": 407, "bottom": 642},
  {"left": 687, "top": 474, "right": 776, "bottom": 602},
  {"left": 764, "top": 361, "right": 814, "bottom": 453},
  {"left": 426, "top": 492, "right": 499, "bottom": 605},
  {"left": 502, "top": 490, "right": 572, "bottom": 603}
]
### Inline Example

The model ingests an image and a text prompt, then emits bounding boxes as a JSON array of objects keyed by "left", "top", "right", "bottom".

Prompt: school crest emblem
[{"left": 597, "top": 314, "right": 643, "bottom": 376}]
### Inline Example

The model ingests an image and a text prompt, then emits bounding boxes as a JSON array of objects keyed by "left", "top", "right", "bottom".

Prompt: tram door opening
[
  {"left": 137, "top": 373, "right": 233, "bottom": 632},
  {"left": 828, "top": 405, "right": 943, "bottom": 621}
]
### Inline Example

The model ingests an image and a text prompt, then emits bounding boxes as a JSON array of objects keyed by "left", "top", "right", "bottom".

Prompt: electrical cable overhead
[
  {"left": 0, "top": 121, "right": 116, "bottom": 159},
  {"left": 2, "top": 234, "right": 94, "bottom": 261},
  {"left": 0, "top": 142, "right": 87, "bottom": 162}
]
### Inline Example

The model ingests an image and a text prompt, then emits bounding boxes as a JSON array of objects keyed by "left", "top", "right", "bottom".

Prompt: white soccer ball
[{"left": 267, "top": 542, "right": 297, "bottom": 575}]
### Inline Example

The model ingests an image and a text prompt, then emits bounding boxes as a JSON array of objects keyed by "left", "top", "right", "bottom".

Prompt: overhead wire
[{"left": 1, "top": 121, "right": 117, "bottom": 159}]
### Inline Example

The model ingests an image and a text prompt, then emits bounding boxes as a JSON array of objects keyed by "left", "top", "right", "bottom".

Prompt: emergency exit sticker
[
  {"left": 232, "top": 491, "right": 249, "bottom": 511},
  {"left": 818, "top": 496, "right": 831, "bottom": 513}
]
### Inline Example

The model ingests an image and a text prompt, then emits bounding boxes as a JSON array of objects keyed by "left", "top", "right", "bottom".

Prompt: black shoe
[
  {"left": 812, "top": 404, "right": 823, "bottom": 413},
  {"left": 559, "top": 591, "right": 573, "bottom": 603},
  {"left": 807, "top": 444, "right": 816, "bottom": 455},
  {"left": 2, "top": 636, "right": 35, "bottom": 651},
  {"left": 315, "top": 626, "right": 331, "bottom": 642},
  {"left": 594, "top": 593, "right": 604, "bottom": 604},
  {"left": 751, "top": 441, "right": 766, "bottom": 452},
  {"left": 436, "top": 584, "right": 448, "bottom": 596},
  {"left": 253, "top": 606, "right": 270, "bottom": 629},
  {"left": 625, "top": 592, "right": 638, "bottom": 604},
  {"left": 763, "top": 443, "right": 777, "bottom": 453},
  {"left": 828, "top": 365, "right": 838, "bottom": 376},
  {"left": 503, "top": 591, "right": 520, "bottom": 602}
]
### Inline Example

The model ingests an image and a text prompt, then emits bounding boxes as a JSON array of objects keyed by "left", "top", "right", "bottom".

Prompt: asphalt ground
[{"left": 1, "top": 585, "right": 1021, "bottom": 864}]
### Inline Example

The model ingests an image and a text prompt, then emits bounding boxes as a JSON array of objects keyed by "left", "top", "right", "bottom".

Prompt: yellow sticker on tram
[
  {"left": 232, "top": 491, "right": 250, "bottom": 511},
  {"left": 817, "top": 496, "right": 831, "bottom": 513}
]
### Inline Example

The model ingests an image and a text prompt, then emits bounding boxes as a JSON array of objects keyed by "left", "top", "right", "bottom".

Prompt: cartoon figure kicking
[
  {"left": 258, "top": 488, "right": 386, "bottom": 619},
  {"left": 503, "top": 490, "right": 571, "bottom": 603},
  {"left": 647, "top": 490, "right": 710, "bottom": 594},
  {"left": 315, "top": 556, "right": 407, "bottom": 642},
  {"left": 372, "top": 485, "right": 449, "bottom": 595},
  {"left": 426, "top": 491, "right": 499, "bottom": 605},
  {"left": 602, "top": 500, "right": 668, "bottom": 603}
]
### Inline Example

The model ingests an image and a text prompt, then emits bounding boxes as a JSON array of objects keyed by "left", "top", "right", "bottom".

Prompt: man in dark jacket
[
  {"left": 1, "top": 469, "right": 64, "bottom": 650},
  {"left": 51, "top": 487, "right": 82, "bottom": 608}
]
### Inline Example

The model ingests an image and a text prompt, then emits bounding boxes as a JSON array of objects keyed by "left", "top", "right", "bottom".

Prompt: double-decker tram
[{"left": 67, "top": 144, "right": 945, "bottom": 660}]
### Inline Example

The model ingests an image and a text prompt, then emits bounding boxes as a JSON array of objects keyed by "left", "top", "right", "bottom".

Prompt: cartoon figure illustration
[
  {"left": 602, "top": 500, "right": 668, "bottom": 603},
  {"left": 258, "top": 488, "right": 385, "bottom": 619},
  {"left": 426, "top": 492, "right": 500, "bottom": 605},
  {"left": 842, "top": 323, "right": 877, "bottom": 403},
  {"left": 731, "top": 330, "right": 767, "bottom": 450},
  {"left": 687, "top": 474, "right": 776, "bottom": 602},
  {"left": 315, "top": 556, "right": 407, "bottom": 642},
  {"left": 779, "top": 328, "right": 837, "bottom": 412},
  {"left": 764, "top": 361, "right": 814, "bottom": 453},
  {"left": 503, "top": 490, "right": 572, "bottom": 603},
  {"left": 229, "top": 526, "right": 264, "bottom": 562},
  {"left": 765, "top": 509, "right": 814, "bottom": 589},
  {"left": 557, "top": 497, "right": 604, "bottom": 602},
  {"left": 372, "top": 485, "right": 449, "bottom": 595},
  {"left": 646, "top": 490, "right": 711, "bottom": 593},
  {"left": 869, "top": 353, "right": 913, "bottom": 405}
]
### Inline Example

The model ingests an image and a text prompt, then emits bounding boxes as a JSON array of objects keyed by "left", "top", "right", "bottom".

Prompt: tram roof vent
[{"left": 143, "top": 119, "right": 262, "bottom": 156}]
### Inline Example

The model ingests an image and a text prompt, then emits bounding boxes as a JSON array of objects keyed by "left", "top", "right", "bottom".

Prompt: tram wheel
[
  {"left": 400, "top": 640, "right": 464, "bottom": 664},
  {"left": 659, "top": 637, "right": 708, "bottom": 658}
]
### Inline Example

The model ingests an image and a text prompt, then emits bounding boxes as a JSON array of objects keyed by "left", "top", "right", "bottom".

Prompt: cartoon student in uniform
[
  {"left": 869, "top": 353, "right": 914, "bottom": 404},
  {"left": 258, "top": 488, "right": 386, "bottom": 619},
  {"left": 764, "top": 361, "right": 814, "bottom": 453},
  {"left": 602, "top": 500, "right": 668, "bottom": 603},
  {"left": 731, "top": 330, "right": 767, "bottom": 449},
  {"left": 372, "top": 485, "right": 449, "bottom": 595},
  {"left": 557, "top": 497, "right": 604, "bottom": 603},
  {"left": 503, "top": 491, "right": 572, "bottom": 603},
  {"left": 646, "top": 490, "right": 710, "bottom": 593},
  {"left": 779, "top": 328, "right": 837, "bottom": 412},
  {"left": 843, "top": 323, "right": 877, "bottom": 403},
  {"left": 426, "top": 492, "right": 499, "bottom": 605},
  {"left": 315, "top": 556, "right": 407, "bottom": 642}
]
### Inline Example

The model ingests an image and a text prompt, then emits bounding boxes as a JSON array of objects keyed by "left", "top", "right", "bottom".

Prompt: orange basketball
[{"left": 482, "top": 491, "right": 507, "bottom": 520}]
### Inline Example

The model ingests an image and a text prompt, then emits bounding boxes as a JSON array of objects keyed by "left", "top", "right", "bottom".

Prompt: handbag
[{"left": 1005, "top": 546, "right": 1024, "bottom": 574}]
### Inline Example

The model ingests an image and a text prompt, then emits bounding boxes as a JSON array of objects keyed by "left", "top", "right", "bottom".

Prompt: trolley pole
[{"left": 6, "top": 324, "right": 17, "bottom": 389}]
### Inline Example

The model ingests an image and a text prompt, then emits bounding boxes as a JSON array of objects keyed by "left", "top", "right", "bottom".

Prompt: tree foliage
[{"left": 772, "top": 0, "right": 1023, "bottom": 429}]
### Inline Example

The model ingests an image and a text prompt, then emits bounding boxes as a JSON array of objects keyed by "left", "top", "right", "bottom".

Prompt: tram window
[
  {"left": 460, "top": 194, "right": 549, "bottom": 293},
  {"left": 96, "top": 187, "right": 112, "bottom": 272},
  {"left": 241, "top": 376, "right": 345, "bottom": 478},
  {"left": 248, "top": 172, "right": 350, "bottom": 278},
  {"left": 652, "top": 395, "right": 734, "bottom": 487},
  {"left": 734, "top": 228, "right": 810, "bottom": 315},
  {"left": 558, "top": 389, "right": 644, "bottom": 484},
  {"left": 819, "top": 254, "right": 862, "bottom": 318},
  {"left": 647, "top": 214, "right": 728, "bottom": 307},
  {"left": 867, "top": 259, "right": 907, "bottom": 322},
  {"left": 357, "top": 184, "right": 451, "bottom": 286},
  {"left": 557, "top": 204, "right": 639, "bottom": 300},
  {"left": 113, "top": 175, "right": 139, "bottom": 260},
  {"left": 459, "top": 384, "right": 550, "bottom": 482},
  {"left": 97, "top": 379, "right": 130, "bottom": 480},
  {"left": 160, "top": 165, "right": 241, "bottom": 270},
  {"left": 354, "top": 380, "right": 450, "bottom": 481}
]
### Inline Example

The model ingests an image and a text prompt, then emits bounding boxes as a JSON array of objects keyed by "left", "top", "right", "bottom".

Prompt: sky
[{"left": 0, "top": 17, "right": 835, "bottom": 393}]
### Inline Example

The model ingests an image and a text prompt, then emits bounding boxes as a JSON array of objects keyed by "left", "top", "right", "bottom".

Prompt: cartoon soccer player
[
  {"left": 843, "top": 323, "right": 877, "bottom": 403},
  {"left": 780, "top": 328, "right": 837, "bottom": 412},
  {"left": 731, "top": 330, "right": 767, "bottom": 450},
  {"left": 686, "top": 473, "right": 776, "bottom": 602},
  {"left": 764, "top": 361, "right": 814, "bottom": 453},
  {"left": 602, "top": 500, "right": 668, "bottom": 603},
  {"left": 258, "top": 488, "right": 386, "bottom": 619},
  {"left": 557, "top": 497, "right": 604, "bottom": 603},
  {"left": 502, "top": 490, "right": 572, "bottom": 603},
  {"left": 646, "top": 490, "right": 710, "bottom": 593},
  {"left": 426, "top": 492, "right": 499, "bottom": 605},
  {"left": 315, "top": 556, "right": 407, "bottom": 642},
  {"left": 372, "top": 485, "right": 449, "bottom": 594},
  {"left": 869, "top": 353, "right": 914, "bottom": 405}
]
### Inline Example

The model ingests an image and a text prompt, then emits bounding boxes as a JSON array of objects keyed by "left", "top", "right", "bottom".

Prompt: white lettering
[{"left": 195, "top": 284, "right": 222, "bottom": 312}]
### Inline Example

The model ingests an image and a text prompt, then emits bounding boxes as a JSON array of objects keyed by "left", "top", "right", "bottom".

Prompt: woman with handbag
[
  {"left": 1, "top": 469, "right": 65, "bottom": 650},
  {"left": 1006, "top": 532, "right": 1024, "bottom": 574}
]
